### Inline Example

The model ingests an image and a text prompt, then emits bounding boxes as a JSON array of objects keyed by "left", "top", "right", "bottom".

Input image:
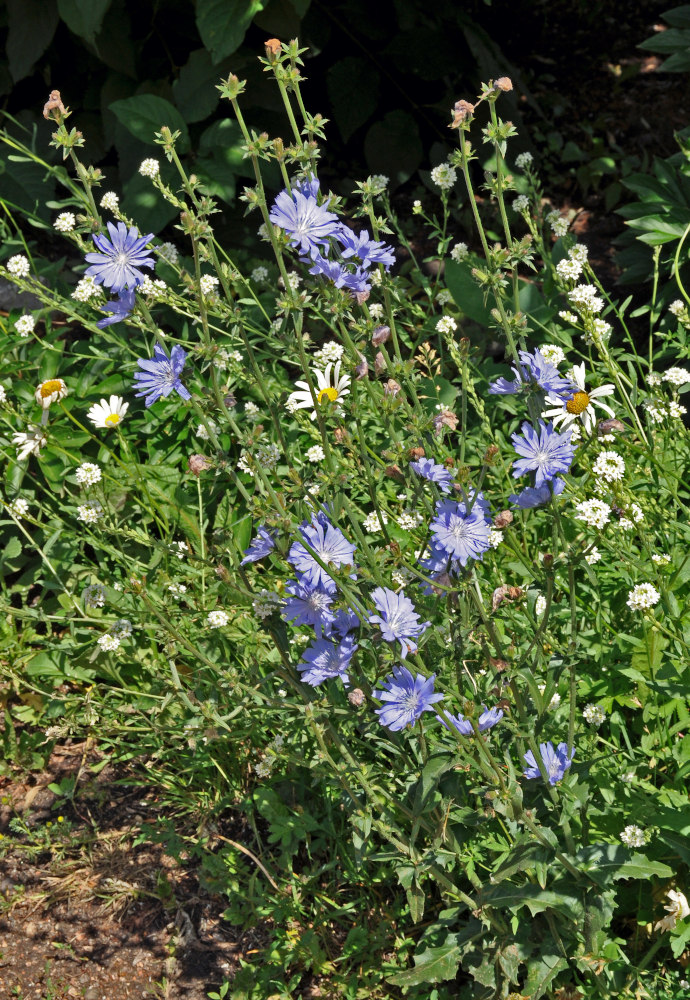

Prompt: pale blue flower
[
  {"left": 374, "top": 665, "right": 443, "bottom": 731},
  {"left": 298, "top": 634, "right": 357, "bottom": 686},
  {"left": 85, "top": 222, "right": 155, "bottom": 293},
  {"left": 133, "top": 344, "right": 190, "bottom": 407},
  {"left": 511, "top": 421, "right": 574, "bottom": 486},
  {"left": 523, "top": 741, "right": 575, "bottom": 785},
  {"left": 369, "top": 587, "right": 430, "bottom": 658}
]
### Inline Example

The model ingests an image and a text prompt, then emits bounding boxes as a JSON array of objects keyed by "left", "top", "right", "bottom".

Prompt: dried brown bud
[
  {"left": 43, "top": 89, "right": 66, "bottom": 121},
  {"left": 489, "top": 657, "right": 509, "bottom": 672},
  {"left": 355, "top": 354, "right": 369, "bottom": 379},
  {"left": 385, "top": 464, "right": 404, "bottom": 481},
  {"left": 495, "top": 77, "right": 513, "bottom": 92},
  {"left": 334, "top": 426, "right": 348, "bottom": 444},
  {"left": 224, "top": 392, "right": 237, "bottom": 408},
  {"left": 384, "top": 379, "right": 401, "bottom": 397},
  {"left": 374, "top": 351, "right": 386, "bottom": 375},
  {"left": 354, "top": 289, "right": 370, "bottom": 306},
  {"left": 493, "top": 510, "right": 513, "bottom": 529},
  {"left": 450, "top": 99, "right": 475, "bottom": 128},
  {"left": 483, "top": 444, "right": 500, "bottom": 464},
  {"left": 408, "top": 446, "right": 425, "bottom": 461},
  {"left": 372, "top": 324, "right": 390, "bottom": 346},
  {"left": 492, "top": 584, "right": 524, "bottom": 612},
  {"left": 433, "top": 409, "right": 459, "bottom": 435},
  {"left": 598, "top": 418, "right": 625, "bottom": 435},
  {"left": 348, "top": 688, "right": 365, "bottom": 707},
  {"left": 188, "top": 454, "right": 212, "bottom": 476},
  {"left": 264, "top": 38, "right": 282, "bottom": 56}
]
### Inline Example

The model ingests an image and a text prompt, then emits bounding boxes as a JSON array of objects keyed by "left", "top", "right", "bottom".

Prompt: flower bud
[
  {"left": 374, "top": 351, "right": 386, "bottom": 375},
  {"left": 348, "top": 688, "right": 365, "bottom": 707},
  {"left": 598, "top": 418, "right": 625, "bottom": 436},
  {"left": 384, "top": 379, "right": 401, "bottom": 397},
  {"left": 493, "top": 510, "right": 513, "bottom": 529},
  {"left": 494, "top": 77, "right": 513, "bottom": 92},
  {"left": 434, "top": 410, "right": 458, "bottom": 435},
  {"left": 372, "top": 324, "right": 390, "bottom": 346},
  {"left": 188, "top": 454, "right": 212, "bottom": 476},
  {"left": 408, "top": 447, "right": 425, "bottom": 461},
  {"left": 483, "top": 444, "right": 500, "bottom": 464}
]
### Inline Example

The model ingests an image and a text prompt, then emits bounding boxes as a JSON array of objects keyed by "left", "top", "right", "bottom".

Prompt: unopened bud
[
  {"left": 385, "top": 464, "right": 404, "bottom": 481},
  {"left": 43, "top": 89, "right": 66, "bottom": 121},
  {"left": 384, "top": 379, "right": 401, "bottom": 397},
  {"left": 265, "top": 38, "right": 282, "bottom": 57},
  {"left": 372, "top": 324, "right": 390, "bottom": 346},
  {"left": 450, "top": 99, "right": 475, "bottom": 128},
  {"left": 224, "top": 392, "right": 237, "bottom": 408},
  {"left": 355, "top": 355, "right": 369, "bottom": 380},
  {"left": 542, "top": 553, "right": 554, "bottom": 567},
  {"left": 598, "top": 418, "right": 625, "bottom": 435},
  {"left": 374, "top": 351, "right": 386, "bottom": 375},
  {"left": 484, "top": 444, "right": 500, "bottom": 464},
  {"left": 334, "top": 426, "right": 348, "bottom": 444},
  {"left": 434, "top": 409, "right": 458, "bottom": 435}
]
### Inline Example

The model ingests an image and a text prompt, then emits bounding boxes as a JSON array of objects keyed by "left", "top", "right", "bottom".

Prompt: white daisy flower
[
  {"left": 286, "top": 362, "right": 351, "bottom": 420},
  {"left": 542, "top": 362, "right": 615, "bottom": 433},
  {"left": 13, "top": 425, "right": 47, "bottom": 461},
  {"left": 35, "top": 378, "right": 68, "bottom": 409},
  {"left": 87, "top": 395, "right": 129, "bottom": 429}
]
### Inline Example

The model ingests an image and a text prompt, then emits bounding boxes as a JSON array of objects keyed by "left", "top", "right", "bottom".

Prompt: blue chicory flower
[
  {"left": 303, "top": 248, "right": 348, "bottom": 286},
  {"left": 410, "top": 457, "right": 454, "bottom": 493},
  {"left": 283, "top": 578, "right": 335, "bottom": 631},
  {"left": 510, "top": 477, "right": 566, "bottom": 509},
  {"left": 369, "top": 587, "right": 430, "bottom": 659},
  {"left": 336, "top": 226, "right": 396, "bottom": 270},
  {"left": 241, "top": 526, "right": 275, "bottom": 565},
  {"left": 269, "top": 184, "right": 340, "bottom": 255},
  {"left": 325, "top": 607, "right": 361, "bottom": 638},
  {"left": 132, "top": 343, "right": 191, "bottom": 407},
  {"left": 438, "top": 705, "right": 504, "bottom": 736},
  {"left": 96, "top": 287, "right": 136, "bottom": 329},
  {"left": 429, "top": 501, "right": 492, "bottom": 566},
  {"left": 288, "top": 514, "right": 356, "bottom": 591},
  {"left": 511, "top": 421, "right": 574, "bottom": 487},
  {"left": 523, "top": 741, "right": 575, "bottom": 785},
  {"left": 85, "top": 221, "right": 155, "bottom": 294},
  {"left": 489, "top": 349, "right": 574, "bottom": 398},
  {"left": 374, "top": 665, "right": 443, "bottom": 731},
  {"left": 298, "top": 634, "right": 357, "bottom": 686}
]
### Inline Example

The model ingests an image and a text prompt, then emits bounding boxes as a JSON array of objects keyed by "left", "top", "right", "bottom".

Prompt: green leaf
[
  {"left": 57, "top": 0, "right": 112, "bottom": 45},
  {"left": 444, "top": 259, "right": 492, "bottom": 325},
  {"left": 386, "top": 940, "right": 463, "bottom": 986},
  {"left": 196, "top": 0, "right": 266, "bottom": 64},
  {"left": 523, "top": 953, "right": 569, "bottom": 999},
  {"left": 327, "top": 57, "right": 380, "bottom": 143},
  {"left": 110, "top": 95, "right": 190, "bottom": 152},
  {"left": 173, "top": 49, "right": 222, "bottom": 124},
  {"left": 122, "top": 171, "right": 178, "bottom": 235},
  {"left": 575, "top": 844, "right": 673, "bottom": 885},
  {"left": 478, "top": 883, "right": 583, "bottom": 919},
  {"left": 364, "top": 110, "right": 422, "bottom": 188},
  {"left": 7, "top": 0, "right": 59, "bottom": 82}
]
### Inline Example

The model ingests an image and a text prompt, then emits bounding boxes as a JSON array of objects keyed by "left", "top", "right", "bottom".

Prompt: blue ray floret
[
  {"left": 523, "top": 741, "right": 575, "bottom": 785},
  {"left": 489, "top": 349, "right": 574, "bottom": 397},
  {"left": 85, "top": 221, "right": 155, "bottom": 294},
  {"left": 374, "top": 665, "right": 443, "bottom": 731},
  {"left": 283, "top": 578, "right": 335, "bottom": 632},
  {"left": 511, "top": 421, "right": 574, "bottom": 487},
  {"left": 429, "top": 501, "right": 492, "bottom": 566},
  {"left": 133, "top": 343, "right": 191, "bottom": 407},
  {"left": 298, "top": 635, "right": 357, "bottom": 686},
  {"left": 241, "top": 526, "right": 276, "bottom": 565},
  {"left": 369, "top": 587, "right": 430, "bottom": 659},
  {"left": 336, "top": 226, "right": 396, "bottom": 269},
  {"left": 410, "top": 457, "right": 454, "bottom": 493},
  {"left": 96, "top": 287, "right": 136, "bottom": 329},
  {"left": 510, "top": 477, "right": 566, "bottom": 509},
  {"left": 438, "top": 705, "right": 504, "bottom": 735},
  {"left": 269, "top": 183, "right": 340, "bottom": 255}
]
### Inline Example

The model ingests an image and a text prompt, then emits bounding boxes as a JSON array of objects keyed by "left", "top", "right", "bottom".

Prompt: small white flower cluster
[
  {"left": 436, "top": 316, "right": 457, "bottom": 334},
  {"left": 575, "top": 498, "right": 611, "bottom": 529},
  {"left": 207, "top": 609, "right": 230, "bottom": 628},
  {"left": 646, "top": 370, "right": 661, "bottom": 386},
  {"left": 392, "top": 567, "right": 412, "bottom": 589},
  {"left": 72, "top": 276, "right": 101, "bottom": 302},
  {"left": 8, "top": 498, "right": 29, "bottom": 518},
  {"left": 168, "top": 582, "right": 187, "bottom": 598},
  {"left": 583, "top": 317, "right": 612, "bottom": 347},
  {"left": 626, "top": 583, "right": 660, "bottom": 611},
  {"left": 369, "top": 269, "right": 382, "bottom": 286},
  {"left": 535, "top": 594, "right": 547, "bottom": 617},
  {"left": 515, "top": 151, "right": 533, "bottom": 169},
  {"left": 584, "top": 545, "right": 601, "bottom": 565},
  {"left": 215, "top": 347, "right": 243, "bottom": 368},
  {"left": 175, "top": 540, "right": 189, "bottom": 559},
  {"left": 245, "top": 401, "right": 260, "bottom": 418},
  {"left": 546, "top": 210, "right": 569, "bottom": 237},
  {"left": 75, "top": 462, "right": 102, "bottom": 487},
  {"left": 140, "top": 276, "right": 167, "bottom": 298},
  {"left": 195, "top": 420, "right": 219, "bottom": 441},
  {"left": 0, "top": 385, "right": 6, "bottom": 404},
  {"left": 538, "top": 684, "right": 561, "bottom": 710},
  {"left": 651, "top": 552, "right": 671, "bottom": 566},
  {"left": 7, "top": 254, "right": 30, "bottom": 277},
  {"left": 111, "top": 618, "right": 132, "bottom": 638},
  {"left": 397, "top": 511, "right": 423, "bottom": 531},
  {"left": 251, "top": 265, "right": 269, "bottom": 283},
  {"left": 569, "top": 244, "right": 589, "bottom": 263},
  {"left": 558, "top": 310, "right": 579, "bottom": 325},
  {"left": 436, "top": 289, "right": 453, "bottom": 307},
  {"left": 450, "top": 242, "right": 469, "bottom": 263},
  {"left": 77, "top": 500, "right": 103, "bottom": 524},
  {"left": 100, "top": 191, "right": 119, "bottom": 212},
  {"left": 278, "top": 271, "right": 301, "bottom": 291},
  {"left": 368, "top": 173, "right": 389, "bottom": 194},
  {"left": 430, "top": 163, "right": 457, "bottom": 190},
  {"left": 618, "top": 503, "right": 644, "bottom": 531},
  {"left": 593, "top": 451, "right": 625, "bottom": 483},
  {"left": 669, "top": 299, "right": 689, "bottom": 320},
  {"left": 568, "top": 284, "right": 603, "bottom": 314},
  {"left": 620, "top": 824, "right": 646, "bottom": 848},
  {"left": 54, "top": 212, "right": 76, "bottom": 233},
  {"left": 539, "top": 344, "right": 565, "bottom": 366},
  {"left": 252, "top": 589, "right": 283, "bottom": 619},
  {"left": 157, "top": 242, "right": 179, "bottom": 265},
  {"left": 412, "top": 199, "right": 423, "bottom": 215},
  {"left": 489, "top": 528, "right": 504, "bottom": 549},
  {"left": 556, "top": 257, "right": 582, "bottom": 282},
  {"left": 15, "top": 314, "right": 35, "bottom": 337},
  {"left": 83, "top": 583, "right": 107, "bottom": 608},
  {"left": 512, "top": 194, "right": 529, "bottom": 214},
  {"left": 97, "top": 634, "right": 120, "bottom": 652},
  {"left": 199, "top": 274, "right": 219, "bottom": 296},
  {"left": 583, "top": 703, "right": 606, "bottom": 727},
  {"left": 363, "top": 511, "right": 388, "bottom": 533},
  {"left": 644, "top": 399, "right": 687, "bottom": 423},
  {"left": 620, "top": 771, "right": 635, "bottom": 783},
  {"left": 237, "top": 442, "right": 281, "bottom": 474},
  {"left": 314, "top": 340, "right": 344, "bottom": 364},
  {"left": 305, "top": 444, "right": 325, "bottom": 463},
  {"left": 369, "top": 303, "right": 385, "bottom": 320},
  {"left": 139, "top": 158, "right": 160, "bottom": 179},
  {"left": 663, "top": 366, "right": 690, "bottom": 386}
]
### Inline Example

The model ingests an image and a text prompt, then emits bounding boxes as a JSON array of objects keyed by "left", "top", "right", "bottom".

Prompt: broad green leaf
[
  {"left": 575, "top": 844, "right": 673, "bottom": 884},
  {"left": 173, "top": 49, "right": 222, "bottom": 124},
  {"left": 57, "top": 0, "right": 112, "bottom": 45},
  {"left": 122, "top": 171, "right": 178, "bottom": 234},
  {"left": 364, "top": 110, "right": 422, "bottom": 188},
  {"left": 196, "top": 0, "right": 266, "bottom": 64},
  {"left": 523, "top": 954, "right": 569, "bottom": 999},
  {"left": 110, "top": 95, "right": 190, "bottom": 152},
  {"left": 386, "top": 940, "right": 463, "bottom": 986},
  {"left": 327, "top": 57, "right": 380, "bottom": 143},
  {"left": 444, "top": 259, "right": 492, "bottom": 325},
  {"left": 7, "top": 0, "right": 59, "bottom": 82}
]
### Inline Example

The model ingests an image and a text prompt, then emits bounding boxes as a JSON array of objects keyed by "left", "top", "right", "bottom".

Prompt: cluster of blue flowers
[
  {"left": 269, "top": 177, "right": 395, "bottom": 298},
  {"left": 85, "top": 221, "right": 154, "bottom": 329}
]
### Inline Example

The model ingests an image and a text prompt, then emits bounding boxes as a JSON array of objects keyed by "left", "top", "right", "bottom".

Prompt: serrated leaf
[
  {"left": 327, "top": 57, "right": 380, "bottom": 143},
  {"left": 575, "top": 843, "right": 673, "bottom": 884},
  {"left": 57, "top": 0, "right": 112, "bottom": 45},
  {"left": 7, "top": 0, "right": 59, "bottom": 82},
  {"left": 110, "top": 95, "right": 190, "bottom": 152},
  {"left": 196, "top": 0, "right": 266, "bottom": 64},
  {"left": 386, "top": 939, "right": 463, "bottom": 986}
]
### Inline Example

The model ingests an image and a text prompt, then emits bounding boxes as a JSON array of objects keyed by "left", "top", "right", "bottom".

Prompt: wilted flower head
[{"left": 35, "top": 378, "right": 68, "bottom": 409}]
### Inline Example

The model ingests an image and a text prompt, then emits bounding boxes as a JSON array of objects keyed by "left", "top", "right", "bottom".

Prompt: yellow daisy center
[
  {"left": 105, "top": 413, "right": 121, "bottom": 426},
  {"left": 566, "top": 390, "right": 590, "bottom": 415},
  {"left": 317, "top": 386, "right": 338, "bottom": 404},
  {"left": 40, "top": 379, "right": 63, "bottom": 398}
]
